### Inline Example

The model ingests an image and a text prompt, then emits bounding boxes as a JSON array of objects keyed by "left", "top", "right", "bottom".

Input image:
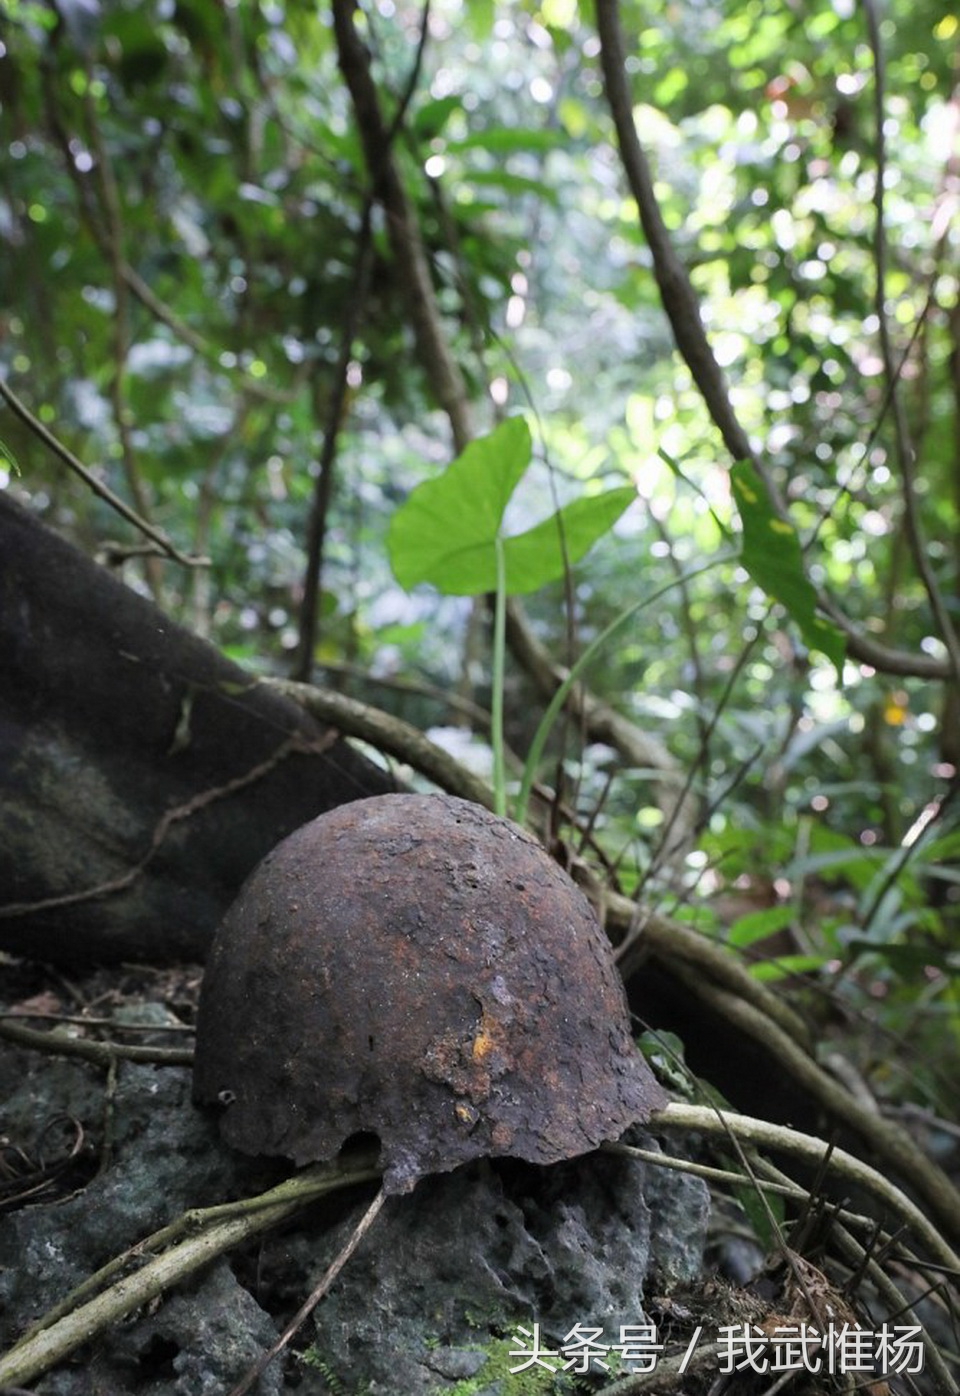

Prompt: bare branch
[
  {"left": 264, "top": 677, "right": 498, "bottom": 809},
  {"left": 0, "top": 1155, "right": 381, "bottom": 1389},
  {"left": 861, "top": 0, "right": 960, "bottom": 679},
  {"left": 331, "top": 0, "right": 473, "bottom": 449},
  {"left": 594, "top": 0, "right": 756, "bottom": 471},
  {"left": 0, "top": 378, "right": 207, "bottom": 569},
  {"left": 505, "top": 598, "right": 699, "bottom": 862},
  {"left": 592, "top": 0, "right": 954, "bottom": 682}
]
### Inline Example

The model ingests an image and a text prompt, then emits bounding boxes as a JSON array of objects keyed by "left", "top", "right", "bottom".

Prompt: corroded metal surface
[{"left": 193, "top": 794, "right": 666, "bottom": 1192}]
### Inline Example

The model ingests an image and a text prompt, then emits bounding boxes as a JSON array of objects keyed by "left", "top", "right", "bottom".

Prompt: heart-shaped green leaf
[{"left": 388, "top": 416, "right": 635, "bottom": 596}]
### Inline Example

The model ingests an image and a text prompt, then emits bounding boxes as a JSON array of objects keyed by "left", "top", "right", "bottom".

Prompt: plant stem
[
  {"left": 514, "top": 554, "right": 734, "bottom": 826},
  {"left": 492, "top": 534, "right": 508, "bottom": 816},
  {"left": 0, "top": 1156, "right": 381, "bottom": 1389}
]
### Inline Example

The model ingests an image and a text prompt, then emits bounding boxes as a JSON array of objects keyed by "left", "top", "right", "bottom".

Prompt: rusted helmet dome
[{"left": 193, "top": 793, "right": 666, "bottom": 1193}]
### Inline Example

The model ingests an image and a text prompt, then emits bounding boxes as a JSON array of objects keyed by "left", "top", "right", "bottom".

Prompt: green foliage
[
  {"left": 1, "top": 0, "right": 957, "bottom": 1103},
  {"left": 388, "top": 415, "right": 636, "bottom": 814},
  {"left": 0, "top": 438, "right": 21, "bottom": 476},
  {"left": 387, "top": 417, "right": 634, "bottom": 597},
  {"left": 727, "top": 905, "right": 796, "bottom": 949},
  {"left": 444, "top": 1335, "right": 579, "bottom": 1396},
  {"left": 730, "top": 461, "right": 846, "bottom": 677},
  {"left": 298, "top": 1347, "right": 349, "bottom": 1392},
  {"left": 727, "top": 1164, "right": 786, "bottom": 1254},
  {"left": 514, "top": 553, "right": 731, "bottom": 824}
]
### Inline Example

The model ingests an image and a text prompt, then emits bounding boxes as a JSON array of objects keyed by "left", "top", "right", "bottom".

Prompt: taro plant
[
  {"left": 387, "top": 421, "right": 846, "bottom": 826},
  {"left": 387, "top": 416, "right": 635, "bottom": 817}
]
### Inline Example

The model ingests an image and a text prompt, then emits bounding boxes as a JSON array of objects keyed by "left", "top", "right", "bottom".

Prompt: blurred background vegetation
[{"left": 1, "top": 0, "right": 958, "bottom": 1109}]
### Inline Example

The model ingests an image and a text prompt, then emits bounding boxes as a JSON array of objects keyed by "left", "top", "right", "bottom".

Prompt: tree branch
[
  {"left": 592, "top": 0, "right": 954, "bottom": 682},
  {"left": 0, "top": 1154, "right": 382, "bottom": 1389},
  {"left": 332, "top": 0, "right": 473, "bottom": 450},
  {"left": 263, "top": 677, "right": 498, "bottom": 809},
  {"left": 83, "top": 81, "right": 164, "bottom": 598},
  {"left": 331, "top": 0, "right": 706, "bottom": 815},
  {"left": 295, "top": 6, "right": 436, "bottom": 681},
  {"left": 861, "top": 0, "right": 960, "bottom": 679},
  {"left": 0, "top": 378, "right": 207, "bottom": 569},
  {"left": 293, "top": 202, "right": 376, "bottom": 681},
  {"left": 505, "top": 598, "right": 699, "bottom": 861},
  {"left": 652, "top": 1102, "right": 960, "bottom": 1274},
  {"left": 594, "top": 0, "right": 755, "bottom": 471},
  {"left": 604, "top": 880, "right": 960, "bottom": 1249}
]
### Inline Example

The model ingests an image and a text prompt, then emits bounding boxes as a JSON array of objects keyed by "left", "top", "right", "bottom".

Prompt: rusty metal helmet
[{"left": 193, "top": 793, "right": 666, "bottom": 1193}]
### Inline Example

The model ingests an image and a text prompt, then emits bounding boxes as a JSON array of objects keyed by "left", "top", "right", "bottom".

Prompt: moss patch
[{"left": 446, "top": 1335, "right": 582, "bottom": 1396}]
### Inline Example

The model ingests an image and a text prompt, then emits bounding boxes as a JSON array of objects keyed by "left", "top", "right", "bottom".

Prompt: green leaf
[
  {"left": 749, "top": 953, "right": 828, "bottom": 982},
  {"left": 446, "top": 126, "right": 567, "bottom": 155},
  {"left": 388, "top": 418, "right": 635, "bottom": 597},
  {"left": 728, "top": 904, "right": 795, "bottom": 949},
  {"left": 388, "top": 417, "right": 532, "bottom": 594},
  {"left": 466, "top": 168, "right": 560, "bottom": 205},
  {"left": 730, "top": 460, "right": 846, "bottom": 677},
  {"left": 0, "top": 436, "right": 22, "bottom": 476},
  {"left": 413, "top": 95, "right": 462, "bottom": 141},
  {"left": 844, "top": 940, "right": 953, "bottom": 975},
  {"left": 502, "top": 487, "right": 636, "bottom": 594},
  {"left": 461, "top": 0, "right": 494, "bottom": 37},
  {"left": 726, "top": 1163, "right": 785, "bottom": 1250}
]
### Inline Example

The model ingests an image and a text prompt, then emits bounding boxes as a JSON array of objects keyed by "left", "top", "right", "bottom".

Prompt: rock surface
[{"left": 0, "top": 999, "right": 707, "bottom": 1395}]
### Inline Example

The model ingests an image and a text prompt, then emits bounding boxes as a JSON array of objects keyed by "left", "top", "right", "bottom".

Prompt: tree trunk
[{"left": 0, "top": 493, "right": 395, "bottom": 965}]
